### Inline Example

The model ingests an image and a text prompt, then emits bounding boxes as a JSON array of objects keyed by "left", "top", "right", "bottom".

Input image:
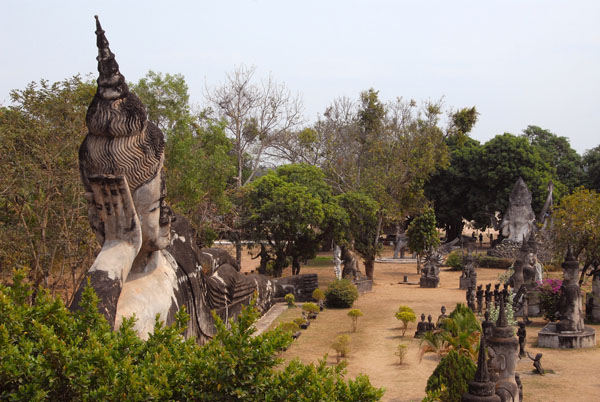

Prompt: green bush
[
  {"left": 331, "top": 334, "right": 351, "bottom": 362},
  {"left": 0, "top": 270, "right": 384, "bottom": 401},
  {"left": 285, "top": 293, "right": 296, "bottom": 306},
  {"left": 302, "top": 302, "right": 320, "bottom": 314},
  {"left": 348, "top": 309, "right": 364, "bottom": 332},
  {"left": 425, "top": 350, "right": 476, "bottom": 402},
  {"left": 278, "top": 321, "right": 301, "bottom": 333},
  {"left": 476, "top": 256, "right": 512, "bottom": 269},
  {"left": 312, "top": 288, "right": 326, "bottom": 302},
  {"left": 325, "top": 279, "right": 359, "bottom": 308},
  {"left": 294, "top": 317, "right": 307, "bottom": 327},
  {"left": 445, "top": 251, "right": 463, "bottom": 271},
  {"left": 395, "top": 305, "right": 417, "bottom": 337}
]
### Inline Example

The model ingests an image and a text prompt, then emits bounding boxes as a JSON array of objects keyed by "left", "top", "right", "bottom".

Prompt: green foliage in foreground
[
  {"left": 425, "top": 350, "right": 476, "bottom": 402},
  {"left": 0, "top": 270, "right": 384, "bottom": 401}
]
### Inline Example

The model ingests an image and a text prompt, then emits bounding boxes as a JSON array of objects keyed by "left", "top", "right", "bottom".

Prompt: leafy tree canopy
[{"left": 583, "top": 145, "right": 600, "bottom": 192}]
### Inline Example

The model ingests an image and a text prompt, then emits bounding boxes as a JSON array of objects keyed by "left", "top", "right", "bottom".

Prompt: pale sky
[{"left": 2, "top": 0, "right": 599, "bottom": 154}]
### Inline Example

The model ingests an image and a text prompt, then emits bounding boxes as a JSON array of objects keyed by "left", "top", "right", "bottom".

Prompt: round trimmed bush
[{"left": 325, "top": 279, "right": 359, "bottom": 308}]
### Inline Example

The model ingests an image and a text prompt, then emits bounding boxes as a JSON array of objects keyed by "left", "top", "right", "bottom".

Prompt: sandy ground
[{"left": 234, "top": 246, "right": 600, "bottom": 402}]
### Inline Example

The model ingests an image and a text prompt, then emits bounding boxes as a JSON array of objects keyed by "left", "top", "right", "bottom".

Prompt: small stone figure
[
  {"left": 437, "top": 306, "right": 448, "bottom": 328},
  {"left": 427, "top": 314, "right": 435, "bottom": 331},
  {"left": 415, "top": 313, "right": 427, "bottom": 338},
  {"left": 493, "top": 284, "right": 501, "bottom": 307},
  {"left": 526, "top": 352, "right": 545, "bottom": 375},
  {"left": 460, "top": 251, "right": 478, "bottom": 290},
  {"left": 502, "top": 284, "right": 509, "bottom": 301},
  {"left": 467, "top": 285, "right": 477, "bottom": 312},
  {"left": 517, "top": 322, "right": 527, "bottom": 358},
  {"left": 485, "top": 284, "right": 492, "bottom": 313},
  {"left": 521, "top": 289, "right": 531, "bottom": 325},
  {"left": 482, "top": 311, "right": 495, "bottom": 340},
  {"left": 476, "top": 285, "right": 484, "bottom": 315}
]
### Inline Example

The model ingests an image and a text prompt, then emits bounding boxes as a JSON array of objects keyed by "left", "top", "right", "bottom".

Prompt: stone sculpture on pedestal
[
  {"left": 69, "top": 17, "right": 316, "bottom": 343},
  {"left": 420, "top": 239, "right": 459, "bottom": 288},
  {"left": 476, "top": 285, "right": 484, "bottom": 315},
  {"left": 460, "top": 252, "right": 478, "bottom": 290},
  {"left": 487, "top": 295, "right": 521, "bottom": 402}
]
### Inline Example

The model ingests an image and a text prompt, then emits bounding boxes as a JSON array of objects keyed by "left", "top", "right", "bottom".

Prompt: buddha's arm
[{"left": 70, "top": 176, "right": 141, "bottom": 327}]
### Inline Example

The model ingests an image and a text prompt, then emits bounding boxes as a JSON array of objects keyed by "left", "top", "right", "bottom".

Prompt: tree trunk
[
  {"left": 364, "top": 258, "right": 374, "bottom": 280},
  {"left": 374, "top": 211, "right": 384, "bottom": 250}
]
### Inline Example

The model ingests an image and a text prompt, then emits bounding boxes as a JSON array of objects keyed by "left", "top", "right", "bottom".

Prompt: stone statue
[
  {"left": 557, "top": 248, "right": 585, "bottom": 333},
  {"left": 487, "top": 295, "right": 521, "bottom": 402},
  {"left": 69, "top": 17, "right": 315, "bottom": 343},
  {"left": 333, "top": 244, "right": 342, "bottom": 280},
  {"left": 341, "top": 246, "right": 358, "bottom": 280},
  {"left": 500, "top": 177, "right": 535, "bottom": 243},
  {"left": 493, "top": 284, "right": 500, "bottom": 307},
  {"left": 482, "top": 311, "right": 495, "bottom": 340},
  {"left": 467, "top": 285, "right": 477, "bottom": 312},
  {"left": 517, "top": 322, "right": 526, "bottom": 358},
  {"left": 476, "top": 285, "right": 484, "bottom": 315},
  {"left": 437, "top": 305, "right": 448, "bottom": 328},
  {"left": 420, "top": 238, "right": 459, "bottom": 288},
  {"left": 427, "top": 314, "right": 435, "bottom": 331},
  {"left": 485, "top": 284, "right": 492, "bottom": 313},
  {"left": 415, "top": 313, "right": 427, "bottom": 338},
  {"left": 526, "top": 352, "right": 544, "bottom": 375},
  {"left": 461, "top": 334, "right": 501, "bottom": 402},
  {"left": 460, "top": 251, "right": 478, "bottom": 290}
]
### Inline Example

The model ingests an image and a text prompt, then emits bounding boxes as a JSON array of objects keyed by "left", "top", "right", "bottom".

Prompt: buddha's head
[{"left": 80, "top": 16, "right": 173, "bottom": 253}]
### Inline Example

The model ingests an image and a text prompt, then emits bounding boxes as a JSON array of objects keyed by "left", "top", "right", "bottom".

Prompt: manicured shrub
[
  {"left": 347, "top": 309, "right": 363, "bottom": 332},
  {"left": 0, "top": 270, "right": 384, "bottom": 401},
  {"left": 331, "top": 335, "right": 351, "bottom": 363},
  {"left": 278, "top": 321, "right": 300, "bottom": 333},
  {"left": 302, "top": 302, "right": 320, "bottom": 315},
  {"left": 325, "top": 279, "right": 359, "bottom": 308},
  {"left": 425, "top": 349, "right": 476, "bottom": 402},
  {"left": 395, "top": 305, "right": 416, "bottom": 336},
  {"left": 476, "top": 256, "right": 512, "bottom": 269},
  {"left": 445, "top": 251, "right": 463, "bottom": 271},
  {"left": 395, "top": 344, "right": 408, "bottom": 365},
  {"left": 312, "top": 288, "right": 326, "bottom": 302},
  {"left": 285, "top": 293, "right": 296, "bottom": 307},
  {"left": 294, "top": 317, "right": 307, "bottom": 327}
]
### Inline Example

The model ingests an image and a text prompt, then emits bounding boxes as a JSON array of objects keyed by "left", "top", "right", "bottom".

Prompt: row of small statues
[
  {"left": 414, "top": 306, "right": 449, "bottom": 337},
  {"left": 465, "top": 283, "right": 513, "bottom": 316}
]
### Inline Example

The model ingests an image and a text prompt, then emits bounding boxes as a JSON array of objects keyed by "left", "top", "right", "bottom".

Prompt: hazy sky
[{"left": 2, "top": 0, "right": 598, "bottom": 154}]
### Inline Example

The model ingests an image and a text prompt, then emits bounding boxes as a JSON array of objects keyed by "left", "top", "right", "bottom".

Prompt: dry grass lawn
[{"left": 236, "top": 245, "right": 600, "bottom": 402}]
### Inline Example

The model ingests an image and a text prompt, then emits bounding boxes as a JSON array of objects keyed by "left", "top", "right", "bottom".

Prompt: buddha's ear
[{"left": 499, "top": 355, "right": 506, "bottom": 371}]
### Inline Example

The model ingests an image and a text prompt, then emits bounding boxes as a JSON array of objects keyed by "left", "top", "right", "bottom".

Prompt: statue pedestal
[
  {"left": 420, "top": 277, "right": 439, "bottom": 288},
  {"left": 459, "top": 277, "right": 475, "bottom": 290},
  {"left": 354, "top": 279, "right": 372, "bottom": 294},
  {"left": 538, "top": 322, "right": 596, "bottom": 349},
  {"left": 527, "top": 289, "right": 541, "bottom": 316}
]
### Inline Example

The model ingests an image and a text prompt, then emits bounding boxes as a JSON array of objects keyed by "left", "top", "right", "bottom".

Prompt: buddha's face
[{"left": 132, "top": 169, "right": 171, "bottom": 253}]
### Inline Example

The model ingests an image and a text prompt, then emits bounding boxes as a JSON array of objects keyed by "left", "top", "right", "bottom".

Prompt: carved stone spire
[
  {"left": 94, "top": 15, "right": 128, "bottom": 101},
  {"left": 462, "top": 335, "right": 500, "bottom": 401}
]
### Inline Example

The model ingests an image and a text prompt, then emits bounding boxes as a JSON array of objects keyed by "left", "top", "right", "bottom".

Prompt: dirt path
[{"left": 246, "top": 248, "right": 600, "bottom": 402}]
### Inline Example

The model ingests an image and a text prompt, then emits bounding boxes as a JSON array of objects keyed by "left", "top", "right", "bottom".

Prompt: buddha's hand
[{"left": 87, "top": 175, "right": 142, "bottom": 254}]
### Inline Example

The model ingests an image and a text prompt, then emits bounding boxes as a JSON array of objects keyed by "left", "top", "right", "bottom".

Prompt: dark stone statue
[
  {"left": 517, "top": 322, "right": 526, "bottom": 358},
  {"left": 69, "top": 17, "right": 315, "bottom": 343},
  {"left": 476, "top": 285, "right": 484, "bottom": 315},
  {"left": 485, "top": 284, "right": 492, "bottom": 313},
  {"left": 557, "top": 248, "right": 585, "bottom": 333},
  {"left": 467, "top": 285, "right": 477, "bottom": 312},
  {"left": 341, "top": 246, "right": 358, "bottom": 281},
  {"left": 526, "top": 352, "right": 544, "bottom": 375},
  {"left": 482, "top": 311, "right": 494, "bottom": 340},
  {"left": 415, "top": 313, "right": 427, "bottom": 338},
  {"left": 427, "top": 314, "right": 435, "bottom": 331},
  {"left": 437, "top": 305, "right": 448, "bottom": 328}
]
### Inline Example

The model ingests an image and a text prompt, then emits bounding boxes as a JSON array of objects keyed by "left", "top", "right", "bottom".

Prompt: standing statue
[
  {"left": 467, "top": 285, "right": 477, "bottom": 312},
  {"left": 485, "top": 284, "right": 493, "bottom": 313},
  {"left": 460, "top": 251, "right": 478, "bottom": 290},
  {"left": 499, "top": 178, "right": 535, "bottom": 243},
  {"left": 69, "top": 17, "right": 315, "bottom": 343},
  {"left": 557, "top": 248, "right": 585, "bottom": 333},
  {"left": 517, "top": 322, "right": 527, "bottom": 358},
  {"left": 341, "top": 246, "right": 358, "bottom": 280},
  {"left": 333, "top": 244, "right": 342, "bottom": 280},
  {"left": 420, "top": 239, "right": 459, "bottom": 288},
  {"left": 487, "top": 295, "right": 521, "bottom": 402},
  {"left": 476, "top": 285, "right": 484, "bottom": 315}
]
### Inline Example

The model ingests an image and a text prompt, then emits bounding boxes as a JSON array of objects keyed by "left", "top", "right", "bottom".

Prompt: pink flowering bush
[{"left": 537, "top": 279, "right": 563, "bottom": 322}]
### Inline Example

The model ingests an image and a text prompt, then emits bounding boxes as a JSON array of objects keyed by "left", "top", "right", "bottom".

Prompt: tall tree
[
  {"left": 205, "top": 65, "right": 304, "bottom": 189},
  {"left": 583, "top": 145, "right": 600, "bottom": 192},
  {"left": 522, "top": 125, "right": 584, "bottom": 192},
  {"left": 406, "top": 207, "right": 440, "bottom": 273},
  {"left": 0, "top": 77, "right": 97, "bottom": 298},
  {"left": 133, "top": 71, "right": 235, "bottom": 245}
]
